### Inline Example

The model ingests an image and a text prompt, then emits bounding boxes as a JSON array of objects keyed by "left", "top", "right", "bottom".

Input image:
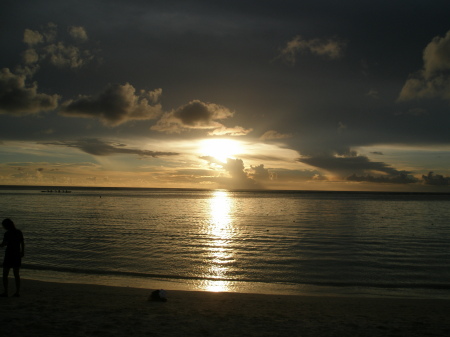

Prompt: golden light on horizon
[{"left": 199, "top": 139, "right": 243, "bottom": 163}]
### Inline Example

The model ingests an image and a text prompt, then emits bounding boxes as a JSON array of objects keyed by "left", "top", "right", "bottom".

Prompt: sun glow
[{"left": 199, "top": 139, "right": 242, "bottom": 163}]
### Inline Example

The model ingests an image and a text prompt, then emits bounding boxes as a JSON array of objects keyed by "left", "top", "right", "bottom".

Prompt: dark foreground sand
[{"left": 1, "top": 279, "right": 450, "bottom": 337}]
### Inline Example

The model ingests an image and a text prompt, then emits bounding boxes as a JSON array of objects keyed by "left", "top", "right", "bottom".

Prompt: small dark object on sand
[{"left": 149, "top": 289, "right": 167, "bottom": 302}]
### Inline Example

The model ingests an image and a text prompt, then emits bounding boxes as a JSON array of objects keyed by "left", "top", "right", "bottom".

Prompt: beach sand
[{"left": 0, "top": 279, "right": 449, "bottom": 337}]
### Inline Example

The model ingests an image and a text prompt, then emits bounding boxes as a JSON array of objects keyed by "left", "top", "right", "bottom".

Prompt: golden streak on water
[{"left": 202, "top": 190, "right": 235, "bottom": 292}]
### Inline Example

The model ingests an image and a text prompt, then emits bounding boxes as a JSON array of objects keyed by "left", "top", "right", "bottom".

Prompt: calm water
[{"left": 1, "top": 186, "right": 450, "bottom": 298}]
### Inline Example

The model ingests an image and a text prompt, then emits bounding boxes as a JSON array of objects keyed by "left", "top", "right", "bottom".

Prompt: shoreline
[
  {"left": 1, "top": 279, "right": 449, "bottom": 336},
  {"left": 23, "top": 269, "right": 450, "bottom": 300}
]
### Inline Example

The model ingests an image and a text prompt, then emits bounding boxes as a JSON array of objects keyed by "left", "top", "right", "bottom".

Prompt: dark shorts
[{"left": 3, "top": 254, "right": 21, "bottom": 269}]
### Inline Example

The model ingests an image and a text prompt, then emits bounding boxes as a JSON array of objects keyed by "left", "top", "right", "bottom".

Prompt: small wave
[{"left": 22, "top": 264, "right": 450, "bottom": 291}]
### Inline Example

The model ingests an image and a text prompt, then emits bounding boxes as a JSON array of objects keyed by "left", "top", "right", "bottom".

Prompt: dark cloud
[
  {"left": 298, "top": 151, "right": 410, "bottom": 179},
  {"left": 0, "top": 68, "right": 59, "bottom": 115},
  {"left": 151, "top": 100, "right": 252, "bottom": 135},
  {"left": 266, "top": 168, "right": 325, "bottom": 183},
  {"left": 43, "top": 138, "right": 179, "bottom": 157},
  {"left": 422, "top": 171, "right": 450, "bottom": 186},
  {"left": 259, "top": 130, "right": 292, "bottom": 141},
  {"left": 277, "top": 35, "right": 346, "bottom": 65},
  {"left": 60, "top": 84, "right": 163, "bottom": 126},
  {"left": 0, "top": 23, "right": 97, "bottom": 117},
  {"left": 347, "top": 173, "right": 418, "bottom": 184},
  {"left": 177, "top": 100, "right": 232, "bottom": 126}
]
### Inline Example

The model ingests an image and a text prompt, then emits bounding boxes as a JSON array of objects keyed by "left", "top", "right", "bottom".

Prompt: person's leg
[
  {"left": 1, "top": 267, "right": 10, "bottom": 296},
  {"left": 12, "top": 267, "right": 20, "bottom": 296}
]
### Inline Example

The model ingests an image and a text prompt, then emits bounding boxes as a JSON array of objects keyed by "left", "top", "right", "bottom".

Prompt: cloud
[
  {"left": 422, "top": 171, "right": 450, "bottom": 186},
  {"left": 249, "top": 164, "right": 272, "bottom": 181},
  {"left": 298, "top": 150, "right": 414, "bottom": 182},
  {"left": 347, "top": 173, "right": 418, "bottom": 184},
  {"left": 43, "top": 138, "right": 179, "bottom": 157},
  {"left": 260, "top": 130, "right": 292, "bottom": 140},
  {"left": 43, "top": 42, "right": 93, "bottom": 69},
  {"left": 151, "top": 99, "right": 251, "bottom": 135},
  {"left": 0, "top": 23, "right": 97, "bottom": 116},
  {"left": 278, "top": 35, "right": 346, "bottom": 65},
  {"left": 200, "top": 156, "right": 260, "bottom": 189},
  {"left": 60, "top": 83, "right": 163, "bottom": 126},
  {"left": 208, "top": 125, "right": 252, "bottom": 136},
  {"left": 0, "top": 68, "right": 59, "bottom": 115},
  {"left": 23, "top": 29, "right": 44, "bottom": 46},
  {"left": 68, "top": 26, "right": 88, "bottom": 42},
  {"left": 23, "top": 23, "right": 95, "bottom": 69},
  {"left": 398, "top": 30, "right": 450, "bottom": 101}
]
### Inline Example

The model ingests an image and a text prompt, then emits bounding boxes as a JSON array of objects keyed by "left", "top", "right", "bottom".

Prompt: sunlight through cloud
[{"left": 199, "top": 139, "right": 243, "bottom": 163}]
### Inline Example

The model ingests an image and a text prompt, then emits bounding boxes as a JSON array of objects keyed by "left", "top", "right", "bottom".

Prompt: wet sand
[{"left": 0, "top": 279, "right": 449, "bottom": 336}]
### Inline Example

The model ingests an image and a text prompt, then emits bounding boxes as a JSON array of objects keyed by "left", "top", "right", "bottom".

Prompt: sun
[{"left": 199, "top": 139, "right": 242, "bottom": 163}]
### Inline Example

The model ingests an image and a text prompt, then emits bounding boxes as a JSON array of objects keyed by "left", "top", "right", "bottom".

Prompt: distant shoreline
[{"left": 1, "top": 184, "right": 450, "bottom": 196}]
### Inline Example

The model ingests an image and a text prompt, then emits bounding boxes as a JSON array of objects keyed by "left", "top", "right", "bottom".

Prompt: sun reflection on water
[{"left": 201, "top": 190, "right": 235, "bottom": 292}]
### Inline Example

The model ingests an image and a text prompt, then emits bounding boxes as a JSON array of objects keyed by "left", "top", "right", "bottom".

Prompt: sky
[{"left": 1, "top": 0, "right": 450, "bottom": 191}]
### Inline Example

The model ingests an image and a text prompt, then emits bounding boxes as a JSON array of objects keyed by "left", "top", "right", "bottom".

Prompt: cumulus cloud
[
  {"left": 0, "top": 24, "right": 97, "bottom": 116},
  {"left": 278, "top": 35, "right": 346, "bottom": 65},
  {"left": 422, "top": 171, "right": 450, "bottom": 186},
  {"left": 201, "top": 156, "right": 260, "bottom": 189},
  {"left": 43, "top": 138, "right": 179, "bottom": 157},
  {"left": 398, "top": 30, "right": 450, "bottom": 101},
  {"left": 151, "top": 99, "right": 251, "bottom": 135},
  {"left": 22, "top": 23, "right": 95, "bottom": 69},
  {"left": 0, "top": 68, "right": 59, "bottom": 115},
  {"left": 68, "top": 26, "right": 88, "bottom": 42},
  {"left": 43, "top": 42, "right": 93, "bottom": 69},
  {"left": 60, "top": 83, "right": 163, "bottom": 126},
  {"left": 260, "top": 130, "right": 292, "bottom": 140},
  {"left": 249, "top": 164, "right": 272, "bottom": 181},
  {"left": 23, "top": 29, "right": 44, "bottom": 46}
]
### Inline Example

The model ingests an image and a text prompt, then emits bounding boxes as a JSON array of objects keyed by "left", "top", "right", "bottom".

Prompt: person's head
[{"left": 2, "top": 218, "right": 16, "bottom": 231}]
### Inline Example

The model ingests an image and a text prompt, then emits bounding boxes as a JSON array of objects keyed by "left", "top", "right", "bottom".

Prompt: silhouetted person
[{"left": 0, "top": 218, "right": 25, "bottom": 297}]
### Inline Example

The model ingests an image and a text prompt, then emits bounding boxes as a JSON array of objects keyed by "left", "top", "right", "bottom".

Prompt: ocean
[{"left": 1, "top": 186, "right": 450, "bottom": 298}]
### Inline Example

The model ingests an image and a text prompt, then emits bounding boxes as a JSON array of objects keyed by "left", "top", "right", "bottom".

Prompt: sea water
[{"left": 1, "top": 186, "right": 449, "bottom": 298}]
